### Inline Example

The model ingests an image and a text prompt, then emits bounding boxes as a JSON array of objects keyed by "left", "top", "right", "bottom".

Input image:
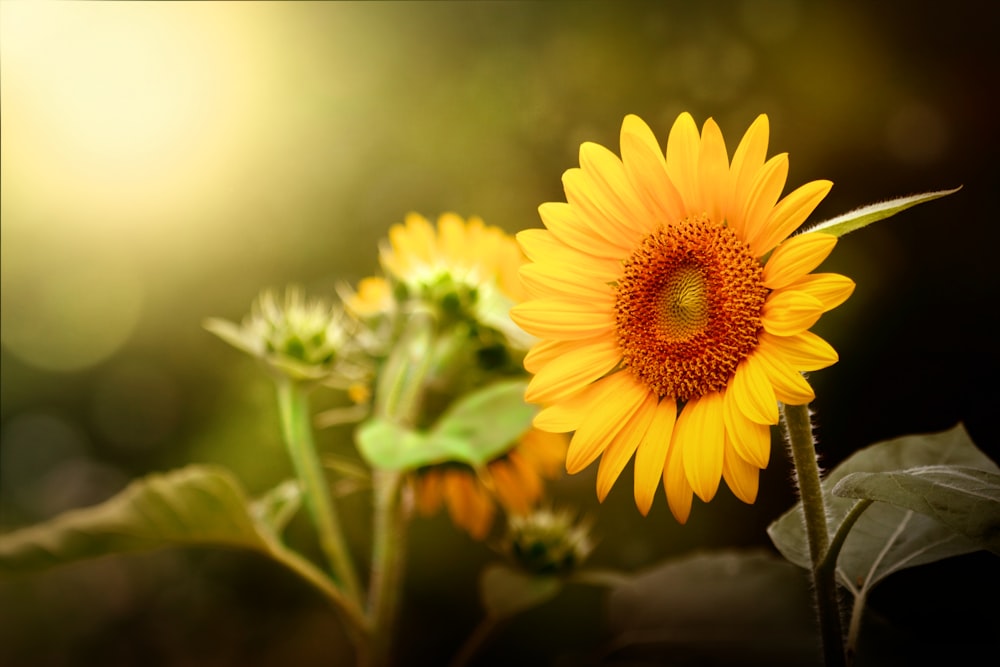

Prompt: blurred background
[{"left": 1, "top": 1, "right": 997, "bottom": 665}]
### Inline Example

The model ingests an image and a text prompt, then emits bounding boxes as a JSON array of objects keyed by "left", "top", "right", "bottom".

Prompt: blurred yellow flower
[
  {"left": 511, "top": 113, "right": 854, "bottom": 522},
  {"left": 411, "top": 428, "right": 567, "bottom": 540}
]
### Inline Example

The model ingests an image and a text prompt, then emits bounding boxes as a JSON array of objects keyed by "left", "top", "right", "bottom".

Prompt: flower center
[{"left": 614, "top": 215, "right": 767, "bottom": 401}]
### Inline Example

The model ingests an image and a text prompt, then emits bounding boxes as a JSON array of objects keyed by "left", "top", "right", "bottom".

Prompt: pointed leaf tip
[{"left": 802, "top": 186, "right": 962, "bottom": 238}]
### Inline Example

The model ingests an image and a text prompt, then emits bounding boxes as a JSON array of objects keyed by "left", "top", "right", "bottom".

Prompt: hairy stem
[{"left": 781, "top": 402, "right": 845, "bottom": 667}]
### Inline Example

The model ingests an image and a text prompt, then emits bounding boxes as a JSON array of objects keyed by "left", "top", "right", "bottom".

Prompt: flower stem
[
  {"left": 780, "top": 402, "right": 845, "bottom": 667},
  {"left": 276, "top": 378, "right": 363, "bottom": 607},
  {"left": 368, "top": 469, "right": 407, "bottom": 667}
]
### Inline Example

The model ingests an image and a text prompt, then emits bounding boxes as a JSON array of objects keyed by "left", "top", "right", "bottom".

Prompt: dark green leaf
[
  {"left": 833, "top": 466, "right": 1000, "bottom": 554},
  {"left": 479, "top": 563, "right": 562, "bottom": 619},
  {"left": 607, "top": 550, "right": 819, "bottom": 666},
  {"left": 768, "top": 424, "right": 998, "bottom": 592},
  {"left": 0, "top": 465, "right": 344, "bottom": 606},
  {"left": 801, "top": 187, "right": 960, "bottom": 237}
]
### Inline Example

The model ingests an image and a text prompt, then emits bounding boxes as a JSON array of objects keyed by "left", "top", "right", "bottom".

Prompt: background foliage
[{"left": 2, "top": 1, "right": 997, "bottom": 665}]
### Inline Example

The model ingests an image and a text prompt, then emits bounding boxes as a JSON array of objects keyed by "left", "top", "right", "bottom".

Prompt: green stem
[
  {"left": 780, "top": 402, "right": 845, "bottom": 667},
  {"left": 449, "top": 616, "right": 502, "bottom": 667},
  {"left": 368, "top": 470, "right": 407, "bottom": 667},
  {"left": 276, "top": 378, "right": 364, "bottom": 606},
  {"left": 819, "top": 499, "right": 873, "bottom": 577}
]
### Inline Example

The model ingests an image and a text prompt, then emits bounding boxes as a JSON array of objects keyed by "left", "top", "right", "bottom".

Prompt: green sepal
[
  {"left": 357, "top": 379, "right": 537, "bottom": 470},
  {"left": 479, "top": 562, "right": 562, "bottom": 619},
  {"left": 802, "top": 187, "right": 961, "bottom": 238}
]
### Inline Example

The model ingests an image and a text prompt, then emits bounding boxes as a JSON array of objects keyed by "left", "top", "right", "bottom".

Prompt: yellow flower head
[
  {"left": 411, "top": 428, "right": 567, "bottom": 540},
  {"left": 378, "top": 212, "right": 534, "bottom": 349},
  {"left": 511, "top": 113, "right": 854, "bottom": 523}
]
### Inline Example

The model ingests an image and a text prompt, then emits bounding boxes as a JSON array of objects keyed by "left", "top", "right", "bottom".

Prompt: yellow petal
[
  {"left": 760, "top": 290, "right": 824, "bottom": 336},
  {"left": 740, "top": 153, "right": 788, "bottom": 251},
  {"left": 729, "top": 353, "right": 779, "bottom": 425},
  {"left": 444, "top": 470, "right": 494, "bottom": 540},
  {"left": 620, "top": 114, "right": 686, "bottom": 223},
  {"left": 634, "top": 398, "right": 677, "bottom": 516},
  {"left": 510, "top": 299, "right": 615, "bottom": 341},
  {"left": 663, "top": 414, "right": 693, "bottom": 524},
  {"left": 402, "top": 212, "right": 437, "bottom": 262},
  {"left": 519, "top": 260, "right": 615, "bottom": 302},
  {"left": 540, "top": 200, "right": 631, "bottom": 258},
  {"left": 677, "top": 391, "right": 725, "bottom": 502},
  {"left": 665, "top": 112, "right": 700, "bottom": 212},
  {"left": 754, "top": 339, "right": 816, "bottom": 405},
  {"left": 727, "top": 114, "right": 770, "bottom": 237},
  {"left": 723, "top": 388, "right": 771, "bottom": 468},
  {"left": 525, "top": 337, "right": 621, "bottom": 404},
  {"left": 525, "top": 338, "right": 586, "bottom": 374},
  {"left": 723, "top": 436, "right": 760, "bottom": 504},
  {"left": 517, "top": 228, "right": 622, "bottom": 283},
  {"left": 566, "top": 372, "right": 649, "bottom": 474},
  {"left": 436, "top": 213, "right": 467, "bottom": 264},
  {"left": 596, "top": 391, "right": 657, "bottom": 501},
  {"left": 762, "top": 232, "right": 838, "bottom": 290},
  {"left": 758, "top": 330, "right": 838, "bottom": 372},
  {"left": 697, "top": 118, "right": 730, "bottom": 225},
  {"left": 414, "top": 470, "right": 444, "bottom": 515},
  {"left": 785, "top": 272, "right": 856, "bottom": 312},
  {"left": 753, "top": 179, "right": 833, "bottom": 257},
  {"left": 578, "top": 141, "right": 653, "bottom": 237}
]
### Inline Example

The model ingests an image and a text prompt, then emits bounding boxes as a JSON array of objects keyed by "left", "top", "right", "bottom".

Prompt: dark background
[{"left": 2, "top": 1, "right": 997, "bottom": 665}]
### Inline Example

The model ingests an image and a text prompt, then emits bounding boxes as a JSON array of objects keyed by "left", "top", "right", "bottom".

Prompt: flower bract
[{"left": 510, "top": 113, "right": 854, "bottom": 522}]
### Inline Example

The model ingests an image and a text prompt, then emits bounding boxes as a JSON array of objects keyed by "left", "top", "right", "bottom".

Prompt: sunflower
[
  {"left": 411, "top": 428, "right": 568, "bottom": 540},
  {"left": 510, "top": 113, "right": 854, "bottom": 523}
]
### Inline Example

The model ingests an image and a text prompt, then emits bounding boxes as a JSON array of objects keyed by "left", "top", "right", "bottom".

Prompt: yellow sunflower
[
  {"left": 510, "top": 113, "right": 854, "bottom": 523},
  {"left": 411, "top": 428, "right": 568, "bottom": 540}
]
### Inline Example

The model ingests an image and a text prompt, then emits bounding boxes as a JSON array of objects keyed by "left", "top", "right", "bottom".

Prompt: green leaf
[
  {"left": 832, "top": 466, "right": 1000, "bottom": 554},
  {"left": 607, "top": 550, "right": 819, "bottom": 666},
  {"left": 357, "top": 379, "right": 537, "bottom": 471},
  {"left": 802, "top": 187, "right": 960, "bottom": 238},
  {"left": 430, "top": 378, "right": 537, "bottom": 464},
  {"left": 479, "top": 563, "right": 562, "bottom": 619},
  {"left": 0, "top": 465, "right": 351, "bottom": 614},
  {"left": 768, "top": 424, "right": 998, "bottom": 592}
]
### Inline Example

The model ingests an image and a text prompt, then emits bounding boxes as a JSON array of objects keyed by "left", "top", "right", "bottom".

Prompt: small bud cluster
[{"left": 505, "top": 507, "right": 594, "bottom": 576}]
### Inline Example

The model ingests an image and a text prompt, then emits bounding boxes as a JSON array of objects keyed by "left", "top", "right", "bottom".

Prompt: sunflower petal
[
  {"left": 697, "top": 118, "right": 730, "bottom": 225},
  {"left": 578, "top": 141, "right": 653, "bottom": 237},
  {"left": 517, "top": 229, "right": 622, "bottom": 283},
  {"left": 762, "top": 232, "right": 838, "bottom": 290},
  {"left": 525, "top": 337, "right": 621, "bottom": 404},
  {"left": 663, "top": 415, "right": 694, "bottom": 524},
  {"left": 677, "top": 391, "right": 725, "bottom": 502},
  {"left": 510, "top": 299, "right": 615, "bottom": 341},
  {"left": 758, "top": 330, "right": 838, "bottom": 372},
  {"left": 760, "top": 290, "right": 824, "bottom": 336},
  {"left": 540, "top": 200, "right": 631, "bottom": 258},
  {"left": 723, "top": 437, "right": 760, "bottom": 504},
  {"left": 519, "top": 260, "right": 615, "bottom": 302},
  {"left": 730, "top": 354, "right": 779, "bottom": 425},
  {"left": 753, "top": 179, "right": 833, "bottom": 256},
  {"left": 634, "top": 399, "right": 677, "bottom": 515},
  {"left": 727, "top": 114, "right": 770, "bottom": 236},
  {"left": 723, "top": 388, "right": 772, "bottom": 468},
  {"left": 665, "top": 112, "right": 700, "bottom": 211},
  {"left": 741, "top": 153, "right": 788, "bottom": 252},
  {"left": 786, "top": 273, "right": 856, "bottom": 312},
  {"left": 755, "top": 339, "right": 816, "bottom": 405},
  {"left": 596, "top": 391, "right": 657, "bottom": 501},
  {"left": 566, "top": 373, "right": 649, "bottom": 474},
  {"left": 620, "top": 114, "right": 686, "bottom": 222}
]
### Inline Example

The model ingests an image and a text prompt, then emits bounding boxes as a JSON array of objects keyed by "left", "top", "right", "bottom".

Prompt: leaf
[
  {"left": 801, "top": 187, "right": 960, "bottom": 238},
  {"left": 479, "top": 563, "right": 562, "bottom": 619},
  {"left": 833, "top": 466, "right": 1000, "bottom": 554},
  {"left": 430, "top": 379, "right": 537, "bottom": 464},
  {"left": 768, "top": 424, "right": 998, "bottom": 592},
  {"left": 607, "top": 550, "right": 820, "bottom": 666},
  {"left": 357, "top": 379, "right": 537, "bottom": 471},
  {"left": 0, "top": 465, "right": 348, "bottom": 611}
]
